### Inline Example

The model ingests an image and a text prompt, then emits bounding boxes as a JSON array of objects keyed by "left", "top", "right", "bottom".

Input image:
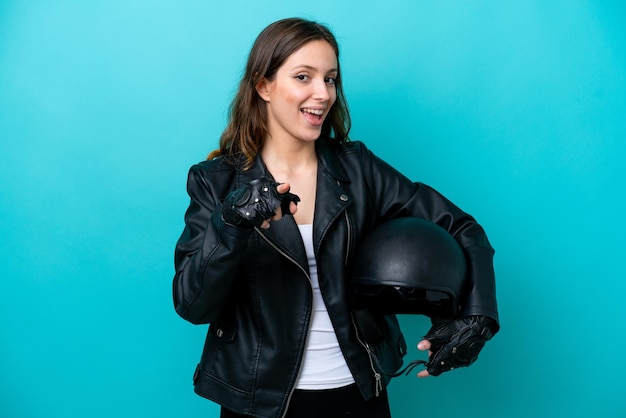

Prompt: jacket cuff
[{"left": 211, "top": 204, "right": 253, "bottom": 241}]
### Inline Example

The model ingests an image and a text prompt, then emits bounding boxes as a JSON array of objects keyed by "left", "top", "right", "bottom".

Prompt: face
[{"left": 257, "top": 40, "right": 338, "bottom": 145}]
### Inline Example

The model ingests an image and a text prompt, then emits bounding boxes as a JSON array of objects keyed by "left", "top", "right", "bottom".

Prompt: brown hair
[{"left": 208, "top": 18, "right": 351, "bottom": 166}]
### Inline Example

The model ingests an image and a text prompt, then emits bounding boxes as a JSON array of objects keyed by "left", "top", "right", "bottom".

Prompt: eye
[
  {"left": 295, "top": 74, "right": 310, "bottom": 82},
  {"left": 325, "top": 76, "right": 337, "bottom": 85}
]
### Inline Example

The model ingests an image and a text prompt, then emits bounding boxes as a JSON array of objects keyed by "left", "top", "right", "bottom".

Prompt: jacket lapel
[
  {"left": 242, "top": 157, "right": 308, "bottom": 271},
  {"left": 246, "top": 139, "right": 353, "bottom": 271},
  {"left": 313, "top": 140, "right": 352, "bottom": 249}
]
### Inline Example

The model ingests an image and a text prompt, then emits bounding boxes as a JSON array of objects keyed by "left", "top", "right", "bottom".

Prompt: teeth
[{"left": 302, "top": 108, "right": 324, "bottom": 116}]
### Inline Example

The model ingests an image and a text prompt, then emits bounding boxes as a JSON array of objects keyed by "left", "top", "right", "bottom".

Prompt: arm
[
  {"left": 360, "top": 146, "right": 499, "bottom": 327},
  {"left": 172, "top": 164, "right": 252, "bottom": 325},
  {"left": 172, "top": 165, "right": 299, "bottom": 324},
  {"left": 407, "top": 181, "right": 498, "bottom": 325},
  {"left": 359, "top": 145, "right": 499, "bottom": 377}
]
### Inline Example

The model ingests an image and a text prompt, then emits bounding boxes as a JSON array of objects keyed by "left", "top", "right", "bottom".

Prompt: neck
[{"left": 261, "top": 137, "right": 317, "bottom": 175}]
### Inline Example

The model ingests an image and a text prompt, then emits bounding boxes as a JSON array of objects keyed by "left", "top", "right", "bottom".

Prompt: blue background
[{"left": 1, "top": 1, "right": 625, "bottom": 417}]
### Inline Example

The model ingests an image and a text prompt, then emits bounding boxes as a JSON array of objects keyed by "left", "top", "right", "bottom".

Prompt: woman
[{"left": 173, "top": 17, "right": 499, "bottom": 418}]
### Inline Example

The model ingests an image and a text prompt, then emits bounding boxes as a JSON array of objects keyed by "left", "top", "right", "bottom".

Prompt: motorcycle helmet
[{"left": 350, "top": 217, "right": 467, "bottom": 319}]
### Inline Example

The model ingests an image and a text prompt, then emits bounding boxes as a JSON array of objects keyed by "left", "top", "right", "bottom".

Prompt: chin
[
  {"left": 299, "top": 128, "right": 324, "bottom": 142},
  {"left": 299, "top": 134, "right": 321, "bottom": 142}
]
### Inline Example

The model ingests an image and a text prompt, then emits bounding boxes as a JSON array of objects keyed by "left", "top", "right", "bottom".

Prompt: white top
[{"left": 295, "top": 224, "right": 355, "bottom": 389}]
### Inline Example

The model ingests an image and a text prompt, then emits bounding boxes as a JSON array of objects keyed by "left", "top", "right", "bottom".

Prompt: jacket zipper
[
  {"left": 343, "top": 209, "right": 382, "bottom": 397},
  {"left": 343, "top": 210, "right": 351, "bottom": 268},
  {"left": 256, "top": 201, "right": 382, "bottom": 413},
  {"left": 254, "top": 227, "right": 312, "bottom": 418},
  {"left": 344, "top": 211, "right": 383, "bottom": 397},
  {"left": 351, "top": 314, "right": 383, "bottom": 397}
]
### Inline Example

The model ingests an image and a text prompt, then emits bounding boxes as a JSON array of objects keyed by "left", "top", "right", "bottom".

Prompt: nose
[{"left": 312, "top": 78, "right": 330, "bottom": 101}]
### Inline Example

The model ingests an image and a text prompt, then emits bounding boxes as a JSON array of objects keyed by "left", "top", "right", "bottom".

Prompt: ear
[{"left": 255, "top": 78, "right": 272, "bottom": 102}]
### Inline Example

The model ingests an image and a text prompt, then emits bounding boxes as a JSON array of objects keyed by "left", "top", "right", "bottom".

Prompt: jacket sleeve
[
  {"left": 360, "top": 144, "right": 499, "bottom": 330},
  {"left": 172, "top": 163, "right": 252, "bottom": 325}
]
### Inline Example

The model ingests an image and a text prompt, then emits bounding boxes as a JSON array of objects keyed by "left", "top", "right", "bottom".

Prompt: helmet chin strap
[{"left": 385, "top": 359, "right": 429, "bottom": 377}]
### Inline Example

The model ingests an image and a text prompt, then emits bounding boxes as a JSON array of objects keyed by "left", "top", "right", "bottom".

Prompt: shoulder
[
  {"left": 332, "top": 139, "right": 412, "bottom": 184},
  {"left": 333, "top": 139, "right": 369, "bottom": 156},
  {"left": 185, "top": 157, "right": 239, "bottom": 194},
  {"left": 320, "top": 138, "right": 372, "bottom": 162},
  {"left": 187, "top": 156, "right": 241, "bottom": 183},
  {"left": 190, "top": 156, "right": 236, "bottom": 175},
  {"left": 333, "top": 140, "right": 382, "bottom": 170}
]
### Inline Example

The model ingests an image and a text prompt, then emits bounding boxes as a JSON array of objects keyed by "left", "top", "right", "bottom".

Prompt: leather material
[
  {"left": 423, "top": 315, "right": 495, "bottom": 376},
  {"left": 173, "top": 138, "right": 498, "bottom": 418},
  {"left": 222, "top": 177, "right": 300, "bottom": 228}
]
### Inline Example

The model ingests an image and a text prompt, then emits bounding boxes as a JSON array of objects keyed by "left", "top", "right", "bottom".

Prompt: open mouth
[{"left": 301, "top": 107, "right": 325, "bottom": 124}]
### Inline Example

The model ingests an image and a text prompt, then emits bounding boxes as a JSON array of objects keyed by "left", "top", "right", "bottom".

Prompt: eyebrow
[{"left": 291, "top": 65, "right": 338, "bottom": 73}]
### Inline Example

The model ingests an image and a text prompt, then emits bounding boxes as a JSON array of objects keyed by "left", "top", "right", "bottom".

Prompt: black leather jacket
[{"left": 173, "top": 139, "right": 498, "bottom": 418}]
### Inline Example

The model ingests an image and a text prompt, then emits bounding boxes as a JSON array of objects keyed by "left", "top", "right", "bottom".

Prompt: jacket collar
[
  {"left": 235, "top": 138, "right": 350, "bottom": 184},
  {"left": 237, "top": 138, "right": 353, "bottom": 271},
  {"left": 315, "top": 138, "right": 350, "bottom": 184}
]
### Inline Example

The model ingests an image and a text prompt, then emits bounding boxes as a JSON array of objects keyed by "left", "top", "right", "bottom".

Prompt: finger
[
  {"left": 289, "top": 201, "right": 298, "bottom": 215},
  {"left": 417, "top": 369, "right": 430, "bottom": 378},
  {"left": 271, "top": 209, "right": 284, "bottom": 221},
  {"left": 276, "top": 182, "right": 291, "bottom": 194},
  {"left": 273, "top": 182, "right": 292, "bottom": 220},
  {"left": 272, "top": 200, "right": 297, "bottom": 220},
  {"left": 417, "top": 340, "right": 431, "bottom": 351},
  {"left": 260, "top": 219, "right": 271, "bottom": 229}
]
